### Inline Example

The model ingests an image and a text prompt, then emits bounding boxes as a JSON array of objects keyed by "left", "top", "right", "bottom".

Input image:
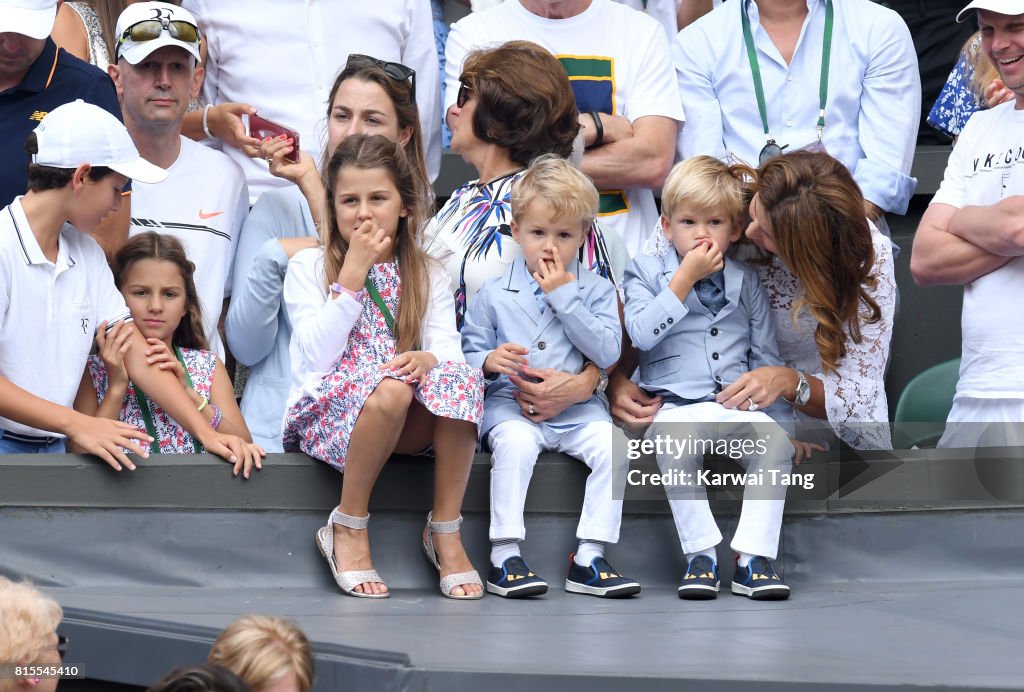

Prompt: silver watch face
[{"left": 795, "top": 378, "right": 811, "bottom": 405}]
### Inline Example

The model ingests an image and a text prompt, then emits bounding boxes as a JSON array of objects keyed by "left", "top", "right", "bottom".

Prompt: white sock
[
  {"left": 490, "top": 539, "right": 521, "bottom": 568},
  {"left": 574, "top": 540, "right": 605, "bottom": 566},
  {"left": 685, "top": 547, "right": 718, "bottom": 566},
  {"left": 737, "top": 551, "right": 755, "bottom": 568}
]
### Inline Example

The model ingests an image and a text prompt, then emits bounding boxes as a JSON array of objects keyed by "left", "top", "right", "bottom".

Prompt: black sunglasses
[
  {"left": 345, "top": 54, "right": 416, "bottom": 102},
  {"left": 758, "top": 139, "right": 789, "bottom": 166},
  {"left": 456, "top": 81, "right": 472, "bottom": 109},
  {"left": 54, "top": 635, "right": 69, "bottom": 660}
]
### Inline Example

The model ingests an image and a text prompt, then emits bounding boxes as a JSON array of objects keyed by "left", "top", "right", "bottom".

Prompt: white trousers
[
  {"left": 488, "top": 419, "right": 622, "bottom": 544},
  {"left": 648, "top": 401, "right": 793, "bottom": 559}
]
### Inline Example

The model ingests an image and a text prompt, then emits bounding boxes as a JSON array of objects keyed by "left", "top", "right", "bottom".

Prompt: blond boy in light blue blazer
[
  {"left": 624, "top": 156, "right": 796, "bottom": 602},
  {"left": 462, "top": 156, "right": 639, "bottom": 600}
]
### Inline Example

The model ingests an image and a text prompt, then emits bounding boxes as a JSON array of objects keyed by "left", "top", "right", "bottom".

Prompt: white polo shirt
[{"left": 0, "top": 198, "right": 132, "bottom": 437}]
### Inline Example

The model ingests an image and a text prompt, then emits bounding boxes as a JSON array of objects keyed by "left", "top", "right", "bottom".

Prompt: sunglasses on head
[
  {"left": 456, "top": 81, "right": 472, "bottom": 109},
  {"left": 119, "top": 17, "right": 201, "bottom": 48},
  {"left": 345, "top": 54, "right": 416, "bottom": 102}
]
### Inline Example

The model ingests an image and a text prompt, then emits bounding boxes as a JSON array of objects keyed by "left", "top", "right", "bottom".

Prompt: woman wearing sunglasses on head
[
  {"left": 422, "top": 40, "right": 627, "bottom": 424},
  {"left": 0, "top": 577, "right": 66, "bottom": 692},
  {"left": 225, "top": 54, "right": 426, "bottom": 452}
]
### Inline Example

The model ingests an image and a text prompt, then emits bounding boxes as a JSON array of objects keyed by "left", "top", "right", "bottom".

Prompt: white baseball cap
[
  {"left": 32, "top": 100, "right": 168, "bottom": 184},
  {"left": 0, "top": 0, "right": 58, "bottom": 39},
  {"left": 957, "top": 0, "right": 1024, "bottom": 22},
  {"left": 114, "top": 2, "right": 202, "bottom": 65}
]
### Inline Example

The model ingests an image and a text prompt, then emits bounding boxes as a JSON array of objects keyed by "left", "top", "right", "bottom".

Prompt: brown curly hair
[
  {"left": 459, "top": 40, "right": 580, "bottom": 165},
  {"left": 754, "top": 151, "right": 881, "bottom": 374}
]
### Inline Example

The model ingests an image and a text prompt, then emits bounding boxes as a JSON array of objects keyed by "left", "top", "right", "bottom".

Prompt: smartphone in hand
[{"left": 246, "top": 114, "right": 301, "bottom": 163}]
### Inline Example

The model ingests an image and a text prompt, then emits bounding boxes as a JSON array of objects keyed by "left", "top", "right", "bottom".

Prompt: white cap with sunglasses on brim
[
  {"left": 957, "top": 0, "right": 1024, "bottom": 21},
  {"left": 0, "top": 0, "right": 58, "bottom": 40},
  {"left": 32, "top": 100, "right": 168, "bottom": 184},
  {"left": 114, "top": 1, "right": 202, "bottom": 65}
]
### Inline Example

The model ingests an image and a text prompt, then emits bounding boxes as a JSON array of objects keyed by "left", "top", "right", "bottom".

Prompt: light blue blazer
[
  {"left": 624, "top": 252, "right": 784, "bottom": 403},
  {"left": 462, "top": 258, "right": 621, "bottom": 437}
]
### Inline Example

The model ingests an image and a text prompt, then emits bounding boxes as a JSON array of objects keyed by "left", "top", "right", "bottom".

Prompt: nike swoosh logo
[{"left": 198, "top": 210, "right": 224, "bottom": 219}]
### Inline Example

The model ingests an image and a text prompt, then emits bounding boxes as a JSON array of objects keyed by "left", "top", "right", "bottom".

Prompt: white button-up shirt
[
  {"left": 183, "top": 0, "right": 441, "bottom": 203},
  {"left": 675, "top": 0, "right": 920, "bottom": 214}
]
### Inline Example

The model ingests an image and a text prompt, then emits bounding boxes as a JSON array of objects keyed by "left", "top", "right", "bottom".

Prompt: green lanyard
[
  {"left": 740, "top": 0, "right": 833, "bottom": 149},
  {"left": 132, "top": 346, "right": 204, "bottom": 455},
  {"left": 364, "top": 277, "right": 395, "bottom": 336}
]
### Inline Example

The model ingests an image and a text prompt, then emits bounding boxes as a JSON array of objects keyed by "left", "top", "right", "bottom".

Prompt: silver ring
[
  {"left": 264, "top": 156, "right": 273, "bottom": 163},
  {"left": 747, "top": 398, "right": 760, "bottom": 412},
  {"left": 528, "top": 404, "right": 536, "bottom": 415}
]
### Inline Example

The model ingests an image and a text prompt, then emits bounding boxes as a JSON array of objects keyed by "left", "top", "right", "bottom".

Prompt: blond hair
[
  {"left": 661, "top": 155, "right": 754, "bottom": 221},
  {"left": 0, "top": 578, "right": 63, "bottom": 692},
  {"left": 511, "top": 155, "right": 599, "bottom": 229},
  {"left": 207, "top": 615, "right": 313, "bottom": 692}
]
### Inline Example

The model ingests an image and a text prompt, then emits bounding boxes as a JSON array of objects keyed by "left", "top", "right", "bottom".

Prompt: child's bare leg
[
  {"left": 335, "top": 379, "right": 414, "bottom": 595},
  {"left": 428, "top": 417, "right": 483, "bottom": 597}
]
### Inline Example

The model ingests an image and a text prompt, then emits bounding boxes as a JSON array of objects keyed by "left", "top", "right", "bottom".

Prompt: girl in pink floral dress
[
  {"left": 74, "top": 233, "right": 262, "bottom": 477},
  {"left": 283, "top": 134, "right": 485, "bottom": 601}
]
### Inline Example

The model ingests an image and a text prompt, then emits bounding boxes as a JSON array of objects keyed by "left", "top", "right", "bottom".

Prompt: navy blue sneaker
[
  {"left": 486, "top": 556, "right": 548, "bottom": 598},
  {"left": 677, "top": 555, "right": 719, "bottom": 600},
  {"left": 731, "top": 556, "right": 790, "bottom": 600},
  {"left": 565, "top": 555, "right": 641, "bottom": 598}
]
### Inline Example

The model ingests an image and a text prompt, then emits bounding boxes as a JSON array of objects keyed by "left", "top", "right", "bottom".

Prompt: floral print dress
[
  {"left": 282, "top": 262, "right": 484, "bottom": 471},
  {"left": 87, "top": 347, "right": 216, "bottom": 454}
]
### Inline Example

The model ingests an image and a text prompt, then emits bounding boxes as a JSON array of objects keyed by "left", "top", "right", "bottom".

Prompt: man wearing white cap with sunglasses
[
  {"left": 108, "top": 1, "right": 248, "bottom": 361},
  {"left": 0, "top": 0, "right": 124, "bottom": 217},
  {"left": 0, "top": 100, "right": 262, "bottom": 474},
  {"left": 911, "top": 0, "right": 1024, "bottom": 448}
]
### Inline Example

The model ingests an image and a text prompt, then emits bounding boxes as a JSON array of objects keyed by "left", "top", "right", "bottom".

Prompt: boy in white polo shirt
[{"left": 0, "top": 100, "right": 262, "bottom": 474}]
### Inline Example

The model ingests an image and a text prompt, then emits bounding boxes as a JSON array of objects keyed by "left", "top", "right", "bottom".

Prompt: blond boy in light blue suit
[
  {"left": 462, "top": 157, "right": 639, "bottom": 600},
  {"left": 624, "top": 156, "right": 796, "bottom": 601}
]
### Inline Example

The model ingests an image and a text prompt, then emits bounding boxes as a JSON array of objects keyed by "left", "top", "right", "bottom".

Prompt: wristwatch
[
  {"left": 594, "top": 367, "right": 609, "bottom": 395},
  {"left": 790, "top": 370, "right": 811, "bottom": 406}
]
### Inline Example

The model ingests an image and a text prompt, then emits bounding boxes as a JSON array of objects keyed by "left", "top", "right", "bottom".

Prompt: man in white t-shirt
[
  {"left": 445, "top": 0, "right": 684, "bottom": 257},
  {"left": 108, "top": 2, "right": 248, "bottom": 359},
  {"left": 911, "top": 0, "right": 1024, "bottom": 448}
]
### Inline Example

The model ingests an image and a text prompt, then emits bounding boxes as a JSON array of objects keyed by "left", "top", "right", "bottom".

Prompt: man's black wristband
[{"left": 588, "top": 111, "right": 604, "bottom": 149}]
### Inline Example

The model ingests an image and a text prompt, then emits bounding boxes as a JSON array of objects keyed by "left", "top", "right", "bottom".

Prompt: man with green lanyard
[{"left": 674, "top": 0, "right": 920, "bottom": 231}]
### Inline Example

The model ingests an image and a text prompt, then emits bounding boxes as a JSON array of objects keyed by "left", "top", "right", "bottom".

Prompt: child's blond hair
[
  {"left": 207, "top": 615, "right": 314, "bottom": 692},
  {"left": 661, "top": 155, "right": 754, "bottom": 221},
  {"left": 511, "top": 155, "right": 599, "bottom": 230}
]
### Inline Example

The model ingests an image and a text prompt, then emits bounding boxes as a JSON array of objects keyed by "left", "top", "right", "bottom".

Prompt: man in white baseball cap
[
  {"left": 0, "top": 0, "right": 127, "bottom": 247},
  {"left": 911, "top": 0, "right": 1024, "bottom": 448},
  {"left": 0, "top": 98, "right": 262, "bottom": 472},
  {"left": 108, "top": 1, "right": 247, "bottom": 360},
  {"left": 0, "top": 0, "right": 58, "bottom": 39}
]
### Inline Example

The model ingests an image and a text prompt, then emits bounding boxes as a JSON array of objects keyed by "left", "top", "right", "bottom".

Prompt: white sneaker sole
[
  {"left": 486, "top": 580, "right": 548, "bottom": 598},
  {"left": 731, "top": 581, "right": 791, "bottom": 600},
  {"left": 565, "top": 579, "right": 641, "bottom": 598}
]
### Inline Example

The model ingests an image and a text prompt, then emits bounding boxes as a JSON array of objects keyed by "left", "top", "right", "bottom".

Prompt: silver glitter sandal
[
  {"left": 315, "top": 508, "right": 389, "bottom": 599},
  {"left": 422, "top": 512, "right": 484, "bottom": 600}
]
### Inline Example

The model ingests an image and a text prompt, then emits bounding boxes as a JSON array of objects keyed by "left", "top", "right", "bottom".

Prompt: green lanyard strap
[
  {"left": 132, "top": 347, "right": 204, "bottom": 455},
  {"left": 364, "top": 275, "right": 396, "bottom": 337},
  {"left": 740, "top": 0, "right": 833, "bottom": 143}
]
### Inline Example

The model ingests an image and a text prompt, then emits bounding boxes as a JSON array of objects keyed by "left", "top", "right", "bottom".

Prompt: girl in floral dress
[
  {"left": 73, "top": 232, "right": 262, "bottom": 477},
  {"left": 283, "top": 134, "right": 485, "bottom": 600}
]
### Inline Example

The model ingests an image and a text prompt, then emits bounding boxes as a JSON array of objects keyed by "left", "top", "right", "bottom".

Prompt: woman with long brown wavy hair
[{"left": 718, "top": 151, "right": 896, "bottom": 450}]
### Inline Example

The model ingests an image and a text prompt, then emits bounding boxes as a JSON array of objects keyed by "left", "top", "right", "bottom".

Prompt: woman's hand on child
[
  {"left": 67, "top": 413, "right": 152, "bottom": 472},
  {"left": 790, "top": 438, "right": 825, "bottom": 466},
  {"left": 533, "top": 253, "right": 575, "bottom": 293},
  {"left": 96, "top": 320, "right": 133, "bottom": 390},
  {"left": 385, "top": 351, "right": 438, "bottom": 383},
  {"left": 607, "top": 371, "right": 662, "bottom": 432},
  {"left": 483, "top": 342, "right": 528, "bottom": 377},
  {"left": 677, "top": 239, "right": 724, "bottom": 285},
  {"left": 144, "top": 339, "right": 190, "bottom": 391},
  {"left": 716, "top": 366, "right": 797, "bottom": 411},
  {"left": 510, "top": 365, "right": 591, "bottom": 422}
]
